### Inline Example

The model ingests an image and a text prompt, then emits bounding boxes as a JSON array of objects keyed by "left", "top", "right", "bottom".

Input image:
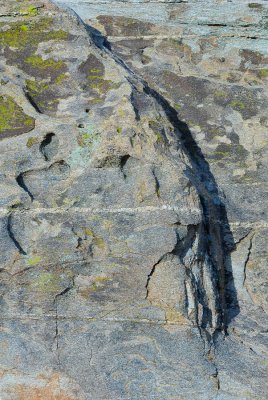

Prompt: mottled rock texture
[{"left": 0, "top": 0, "right": 267, "bottom": 399}]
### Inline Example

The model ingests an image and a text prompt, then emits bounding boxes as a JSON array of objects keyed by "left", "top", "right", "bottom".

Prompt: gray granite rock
[{"left": 0, "top": 0, "right": 267, "bottom": 399}]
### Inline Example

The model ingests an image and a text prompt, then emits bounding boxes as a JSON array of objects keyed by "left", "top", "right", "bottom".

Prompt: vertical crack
[
  {"left": 243, "top": 234, "right": 255, "bottom": 287},
  {"left": 145, "top": 255, "right": 165, "bottom": 300},
  {"left": 55, "top": 296, "right": 60, "bottom": 367},
  {"left": 152, "top": 167, "right": 160, "bottom": 198},
  {"left": 88, "top": 26, "right": 237, "bottom": 334},
  {"left": 54, "top": 284, "right": 74, "bottom": 368},
  {"left": 16, "top": 172, "right": 34, "bottom": 202},
  {"left": 23, "top": 89, "right": 42, "bottom": 114},
  {"left": 7, "top": 211, "right": 27, "bottom": 255}
]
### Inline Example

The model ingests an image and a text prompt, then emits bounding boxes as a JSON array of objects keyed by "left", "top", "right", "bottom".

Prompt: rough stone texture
[{"left": 0, "top": 0, "right": 268, "bottom": 399}]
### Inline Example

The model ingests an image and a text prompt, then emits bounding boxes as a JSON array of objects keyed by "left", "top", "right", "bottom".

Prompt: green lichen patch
[
  {"left": 0, "top": 18, "right": 69, "bottom": 50},
  {"left": 55, "top": 73, "right": 68, "bottom": 85},
  {"left": 213, "top": 85, "right": 259, "bottom": 119},
  {"left": 25, "top": 79, "right": 59, "bottom": 114},
  {"left": 1, "top": 18, "right": 70, "bottom": 86},
  {"left": 149, "top": 120, "right": 167, "bottom": 145},
  {"left": 0, "top": 95, "right": 35, "bottom": 139},
  {"left": 174, "top": 103, "right": 182, "bottom": 110},
  {"left": 206, "top": 125, "right": 226, "bottom": 139},
  {"left": 78, "top": 54, "right": 115, "bottom": 104},
  {"left": 80, "top": 275, "right": 110, "bottom": 298},
  {"left": 26, "top": 136, "right": 39, "bottom": 148},
  {"left": 257, "top": 69, "right": 268, "bottom": 78},
  {"left": 210, "top": 143, "right": 248, "bottom": 163},
  {"left": 0, "top": 16, "right": 70, "bottom": 115},
  {"left": 31, "top": 272, "right": 61, "bottom": 294},
  {"left": 24, "top": 55, "right": 67, "bottom": 82},
  {"left": 27, "top": 256, "right": 42, "bottom": 266},
  {"left": 229, "top": 100, "right": 246, "bottom": 111},
  {"left": 248, "top": 3, "right": 263, "bottom": 9},
  {"left": 19, "top": 5, "right": 39, "bottom": 17},
  {"left": 77, "top": 131, "right": 99, "bottom": 149},
  {"left": 214, "top": 90, "right": 226, "bottom": 98}
]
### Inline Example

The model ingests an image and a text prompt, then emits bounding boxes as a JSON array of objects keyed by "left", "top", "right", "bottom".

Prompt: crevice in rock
[
  {"left": 119, "top": 154, "right": 130, "bottom": 179},
  {"left": 152, "top": 167, "right": 160, "bottom": 198},
  {"left": 130, "top": 89, "right": 141, "bottom": 121},
  {"left": 54, "top": 298, "right": 60, "bottom": 366},
  {"left": 213, "top": 366, "right": 220, "bottom": 390},
  {"left": 234, "top": 229, "right": 252, "bottom": 246},
  {"left": 85, "top": 23, "right": 237, "bottom": 338},
  {"left": 243, "top": 234, "right": 254, "bottom": 287},
  {"left": 40, "top": 133, "right": 59, "bottom": 162},
  {"left": 145, "top": 255, "right": 164, "bottom": 300},
  {"left": 7, "top": 211, "right": 27, "bottom": 255},
  {"left": 24, "top": 90, "right": 42, "bottom": 114},
  {"left": 16, "top": 172, "right": 34, "bottom": 201},
  {"left": 54, "top": 282, "right": 74, "bottom": 368}
]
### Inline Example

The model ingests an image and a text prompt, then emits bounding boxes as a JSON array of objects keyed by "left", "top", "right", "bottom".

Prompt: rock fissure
[
  {"left": 86, "top": 23, "right": 236, "bottom": 337},
  {"left": 7, "top": 211, "right": 27, "bottom": 255},
  {"left": 24, "top": 89, "right": 43, "bottom": 114},
  {"left": 16, "top": 172, "right": 34, "bottom": 202},
  {"left": 1, "top": 2, "right": 267, "bottom": 397},
  {"left": 243, "top": 234, "right": 255, "bottom": 288},
  {"left": 54, "top": 283, "right": 74, "bottom": 368}
]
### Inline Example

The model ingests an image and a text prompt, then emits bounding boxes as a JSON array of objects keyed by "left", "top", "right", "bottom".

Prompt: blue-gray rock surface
[{"left": 0, "top": 0, "right": 267, "bottom": 399}]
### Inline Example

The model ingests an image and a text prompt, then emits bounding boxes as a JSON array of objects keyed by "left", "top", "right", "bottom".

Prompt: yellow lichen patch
[
  {"left": 214, "top": 90, "right": 226, "bottom": 97},
  {"left": 31, "top": 272, "right": 61, "bottom": 293},
  {"left": 79, "top": 275, "right": 110, "bottom": 297},
  {"left": 25, "top": 55, "right": 65, "bottom": 71},
  {"left": 20, "top": 24, "right": 29, "bottom": 32},
  {"left": 77, "top": 131, "right": 99, "bottom": 148},
  {"left": 54, "top": 72, "right": 68, "bottom": 84},
  {"left": 19, "top": 5, "right": 39, "bottom": 17},
  {"left": 229, "top": 100, "right": 246, "bottom": 110},
  {"left": 0, "top": 19, "right": 67, "bottom": 49},
  {"left": 83, "top": 227, "right": 94, "bottom": 236},
  {"left": 165, "top": 309, "right": 189, "bottom": 324},
  {"left": 27, "top": 256, "right": 41, "bottom": 266},
  {"left": 174, "top": 103, "right": 182, "bottom": 110},
  {"left": 26, "top": 78, "right": 50, "bottom": 95},
  {"left": 0, "top": 95, "right": 35, "bottom": 138},
  {"left": 94, "top": 236, "right": 106, "bottom": 249},
  {"left": 258, "top": 69, "right": 268, "bottom": 78},
  {"left": 103, "top": 219, "right": 114, "bottom": 230}
]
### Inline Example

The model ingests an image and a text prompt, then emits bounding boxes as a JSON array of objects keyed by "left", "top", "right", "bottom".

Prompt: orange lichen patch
[{"left": 7, "top": 373, "right": 78, "bottom": 400}]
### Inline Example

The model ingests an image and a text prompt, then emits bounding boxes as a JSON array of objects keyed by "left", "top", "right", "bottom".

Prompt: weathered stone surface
[{"left": 0, "top": 0, "right": 267, "bottom": 399}]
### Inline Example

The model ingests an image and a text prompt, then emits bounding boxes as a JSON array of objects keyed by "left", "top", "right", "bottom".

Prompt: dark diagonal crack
[{"left": 84, "top": 21, "right": 238, "bottom": 339}]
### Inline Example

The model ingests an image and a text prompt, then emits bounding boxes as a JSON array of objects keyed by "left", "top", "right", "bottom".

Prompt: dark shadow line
[
  {"left": 16, "top": 173, "right": 34, "bottom": 202},
  {"left": 84, "top": 24, "right": 239, "bottom": 334},
  {"left": 7, "top": 213, "right": 27, "bottom": 255}
]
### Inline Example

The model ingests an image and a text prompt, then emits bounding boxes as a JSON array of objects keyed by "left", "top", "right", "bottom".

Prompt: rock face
[{"left": 0, "top": 0, "right": 267, "bottom": 399}]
